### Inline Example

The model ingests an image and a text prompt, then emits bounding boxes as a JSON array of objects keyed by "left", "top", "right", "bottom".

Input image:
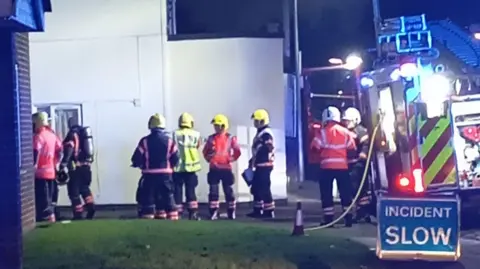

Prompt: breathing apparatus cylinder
[{"left": 80, "top": 126, "right": 95, "bottom": 163}]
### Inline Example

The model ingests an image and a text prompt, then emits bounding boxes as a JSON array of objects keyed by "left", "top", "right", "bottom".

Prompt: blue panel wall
[{"left": 0, "top": 31, "right": 22, "bottom": 269}]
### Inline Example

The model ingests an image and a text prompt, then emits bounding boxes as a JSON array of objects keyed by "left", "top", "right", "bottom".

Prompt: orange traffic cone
[{"left": 291, "top": 201, "right": 305, "bottom": 236}]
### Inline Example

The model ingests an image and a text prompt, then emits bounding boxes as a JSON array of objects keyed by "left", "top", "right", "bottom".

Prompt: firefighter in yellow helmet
[
  {"left": 172, "top": 113, "right": 202, "bottom": 220},
  {"left": 203, "top": 114, "right": 241, "bottom": 220},
  {"left": 32, "top": 112, "right": 63, "bottom": 223},
  {"left": 131, "top": 113, "right": 179, "bottom": 220},
  {"left": 248, "top": 109, "right": 276, "bottom": 219}
]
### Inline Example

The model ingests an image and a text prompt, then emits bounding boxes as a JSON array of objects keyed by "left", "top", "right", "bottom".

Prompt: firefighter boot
[
  {"left": 73, "top": 212, "right": 83, "bottom": 221},
  {"left": 209, "top": 208, "right": 219, "bottom": 220},
  {"left": 321, "top": 215, "right": 335, "bottom": 227},
  {"left": 53, "top": 203, "right": 61, "bottom": 221},
  {"left": 246, "top": 208, "right": 263, "bottom": 218},
  {"left": 188, "top": 209, "right": 200, "bottom": 221},
  {"left": 85, "top": 204, "right": 96, "bottom": 220},
  {"left": 344, "top": 213, "right": 353, "bottom": 228},
  {"left": 354, "top": 207, "right": 367, "bottom": 223},
  {"left": 227, "top": 208, "right": 236, "bottom": 220},
  {"left": 47, "top": 214, "right": 56, "bottom": 223}
]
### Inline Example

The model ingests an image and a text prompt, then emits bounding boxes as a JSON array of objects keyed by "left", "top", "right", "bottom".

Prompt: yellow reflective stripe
[
  {"left": 420, "top": 118, "right": 449, "bottom": 157},
  {"left": 423, "top": 145, "right": 453, "bottom": 185},
  {"left": 444, "top": 167, "right": 457, "bottom": 185}
]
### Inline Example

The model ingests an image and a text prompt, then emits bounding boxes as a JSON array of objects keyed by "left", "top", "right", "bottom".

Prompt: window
[{"left": 34, "top": 104, "right": 83, "bottom": 140}]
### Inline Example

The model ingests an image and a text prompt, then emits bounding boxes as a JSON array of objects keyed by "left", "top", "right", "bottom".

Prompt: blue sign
[{"left": 377, "top": 197, "right": 459, "bottom": 253}]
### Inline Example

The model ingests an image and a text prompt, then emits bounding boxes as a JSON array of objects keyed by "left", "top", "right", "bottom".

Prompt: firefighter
[
  {"left": 33, "top": 112, "right": 63, "bottom": 223},
  {"left": 247, "top": 109, "right": 276, "bottom": 219},
  {"left": 203, "top": 114, "right": 241, "bottom": 220},
  {"left": 131, "top": 113, "right": 179, "bottom": 220},
  {"left": 311, "top": 106, "right": 357, "bottom": 227},
  {"left": 60, "top": 117, "right": 96, "bottom": 220},
  {"left": 172, "top": 113, "right": 202, "bottom": 220},
  {"left": 342, "top": 107, "right": 371, "bottom": 223}
]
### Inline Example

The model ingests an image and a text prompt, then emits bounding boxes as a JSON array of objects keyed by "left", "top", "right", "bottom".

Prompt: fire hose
[{"left": 304, "top": 121, "right": 381, "bottom": 231}]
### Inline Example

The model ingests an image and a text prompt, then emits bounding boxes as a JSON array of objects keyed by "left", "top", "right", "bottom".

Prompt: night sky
[
  {"left": 177, "top": 0, "right": 479, "bottom": 67},
  {"left": 176, "top": 0, "right": 479, "bottom": 96}
]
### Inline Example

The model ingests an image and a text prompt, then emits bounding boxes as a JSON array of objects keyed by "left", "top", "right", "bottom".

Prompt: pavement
[{"left": 54, "top": 180, "right": 480, "bottom": 269}]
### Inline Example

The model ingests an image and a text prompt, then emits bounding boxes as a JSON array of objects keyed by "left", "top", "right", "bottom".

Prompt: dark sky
[
  {"left": 177, "top": 0, "right": 480, "bottom": 67},
  {"left": 175, "top": 0, "right": 480, "bottom": 95}
]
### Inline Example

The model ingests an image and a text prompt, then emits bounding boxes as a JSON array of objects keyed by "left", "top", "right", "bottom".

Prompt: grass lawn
[{"left": 24, "top": 220, "right": 382, "bottom": 269}]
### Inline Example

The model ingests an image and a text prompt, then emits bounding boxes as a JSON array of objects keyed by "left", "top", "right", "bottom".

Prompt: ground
[{"left": 24, "top": 220, "right": 382, "bottom": 269}]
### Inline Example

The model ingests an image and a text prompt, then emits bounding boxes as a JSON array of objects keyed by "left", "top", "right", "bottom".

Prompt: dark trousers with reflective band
[
  {"left": 207, "top": 169, "right": 236, "bottom": 210},
  {"left": 349, "top": 162, "right": 370, "bottom": 210},
  {"left": 251, "top": 166, "right": 274, "bottom": 212},
  {"left": 136, "top": 176, "right": 149, "bottom": 216},
  {"left": 52, "top": 180, "right": 60, "bottom": 218},
  {"left": 141, "top": 173, "right": 177, "bottom": 219},
  {"left": 67, "top": 165, "right": 94, "bottom": 215},
  {"left": 318, "top": 168, "right": 352, "bottom": 218},
  {"left": 173, "top": 172, "right": 198, "bottom": 213},
  {"left": 52, "top": 180, "right": 59, "bottom": 205},
  {"left": 35, "top": 178, "right": 55, "bottom": 221}
]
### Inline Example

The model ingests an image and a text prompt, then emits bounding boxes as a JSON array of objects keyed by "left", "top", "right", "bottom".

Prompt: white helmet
[
  {"left": 322, "top": 106, "right": 341, "bottom": 123},
  {"left": 342, "top": 107, "right": 362, "bottom": 124}
]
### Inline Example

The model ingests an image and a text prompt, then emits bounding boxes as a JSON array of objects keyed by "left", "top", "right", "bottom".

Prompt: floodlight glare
[
  {"left": 360, "top": 77, "right": 374, "bottom": 88},
  {"left": 344, "top": 55, "right": 363, "bottom": 70},
  {"left": 421, "top": 74, "right": 451, "bottom": 101}
]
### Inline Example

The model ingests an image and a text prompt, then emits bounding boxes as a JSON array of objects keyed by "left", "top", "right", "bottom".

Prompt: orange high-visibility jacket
[
  {"left": 34, "top": 127, "right": 62, "bottom": 179},
  {"left": 203, "top": 132, "right": 241, "bottom": 170},
  {"left": 310, "top": 122, "right": 356, "bottom": 170}
]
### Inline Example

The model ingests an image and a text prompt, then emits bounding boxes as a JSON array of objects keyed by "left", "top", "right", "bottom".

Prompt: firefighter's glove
[{"left": 59, "top": 164, "right": 68, "bottom": 174}]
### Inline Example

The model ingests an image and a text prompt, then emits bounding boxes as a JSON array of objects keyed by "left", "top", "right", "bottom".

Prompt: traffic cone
[{"left": 291, "top": 201, "right": 305, "bottom": 236}]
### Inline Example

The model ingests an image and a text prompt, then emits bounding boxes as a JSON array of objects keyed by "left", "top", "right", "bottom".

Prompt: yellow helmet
[
  {"left": 251, "top": 109, "right": 270, "bottom": 125},
  {"left": 178, "top": 112, "right": 194, "bottom": 128},
  {"left": 148, "top": 113, "right": 166, "bottom": 129},
  {"left": 32, "top": 112, "right": 49, "bottom": 129},
  {"left": 211, "top": 114, "right": 229, "bottom": 129}
]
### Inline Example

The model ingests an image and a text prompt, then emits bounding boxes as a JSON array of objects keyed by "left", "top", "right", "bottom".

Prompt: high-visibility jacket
[
  {"left": 203, "top": 132, "right": 241, "bottom": 170},
  {"left": 308, "top": 123, "right": 322, "bottom": 164},
  {"left": 310, "top": 122, "right": 356, "bottom": 170},
  {"left": 251, "top": 126, "right": 275, "bottom": 167},
  {"left": 347, "top": 124, "right": 369, "bottom": 164},
  {"left": 33, "top": 127, "right": 63, "bottom": 180},
  {"left": 172, "top": 128, "right": 202, "bottom": 172},
  {"left": 131, "top": 128, "right": 179, "bottom": 174}
]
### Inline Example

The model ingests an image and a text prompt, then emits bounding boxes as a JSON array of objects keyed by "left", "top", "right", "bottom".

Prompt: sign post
[{"left": 377, "top": 196, "right": 461, "bottom": 261}]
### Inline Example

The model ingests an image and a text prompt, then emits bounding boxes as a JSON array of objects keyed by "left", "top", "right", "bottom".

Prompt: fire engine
[
  {"left": 304, "top": 14, "right": 480, "bottom": 261},
  {"left": 358, "top": 15, "right": 479, "bottom": 261}
]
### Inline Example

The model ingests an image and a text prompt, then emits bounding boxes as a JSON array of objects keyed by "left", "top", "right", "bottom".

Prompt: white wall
[
  {"left": 166, "top": 38, "right": 286, "bottom": 201},
  {"left": 30, "top": 0, "right": 287, "bottom": 205}
]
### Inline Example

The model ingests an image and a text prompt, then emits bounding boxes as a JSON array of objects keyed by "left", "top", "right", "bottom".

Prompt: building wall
[
  {"left": 30, "top": 0, "right": 287, "bottom": 205},
  {"left": 166, "top": 38, "right": 286, "bottom": 201},
  {"left": 16, "top": 33, "right": 36, "bottom": 233},
  {"left": 30, "top": 0, "right": 166, "bottom": 205}
]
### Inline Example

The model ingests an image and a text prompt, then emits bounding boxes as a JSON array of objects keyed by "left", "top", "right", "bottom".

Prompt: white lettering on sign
[
  {"left": 385, "top": 206, "right": 452, "bottom": 218},
  {"left": 385, "top": 226, "right": 452, "bottom": 245}
]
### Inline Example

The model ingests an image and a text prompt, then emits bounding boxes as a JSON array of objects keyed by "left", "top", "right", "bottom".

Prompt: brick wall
[{"left": 15, "top": 33, "right": 36, "bottom": 233}]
